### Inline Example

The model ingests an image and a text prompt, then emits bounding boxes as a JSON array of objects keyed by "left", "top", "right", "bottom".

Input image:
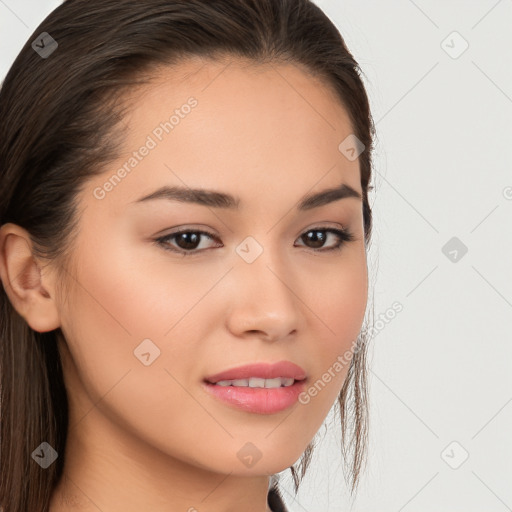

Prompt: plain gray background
[{"left": 1, "top": 1, "right": 511, "bottom": 511}]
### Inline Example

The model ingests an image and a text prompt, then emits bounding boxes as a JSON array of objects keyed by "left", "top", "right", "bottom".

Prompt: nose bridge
[
  {"left": 226, "top": 233, "right": 300, "bottom": 339},
  {"left": 236, "top": 232, "right": 292, "bottom": 295}
]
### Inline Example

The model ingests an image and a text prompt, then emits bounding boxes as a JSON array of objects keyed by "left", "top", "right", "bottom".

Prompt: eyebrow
[{"left": 133, "top": 182, "right": 362, "bottom": 211}]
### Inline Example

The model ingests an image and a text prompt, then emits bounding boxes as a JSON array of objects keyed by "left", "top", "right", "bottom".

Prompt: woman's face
[{"left": 56, "top": 57, "right": 368, "bottom": 481}]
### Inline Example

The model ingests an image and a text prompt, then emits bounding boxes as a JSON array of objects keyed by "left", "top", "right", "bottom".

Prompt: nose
[{"left": 224, "top": 251, "right": 301, "bottom": 342}]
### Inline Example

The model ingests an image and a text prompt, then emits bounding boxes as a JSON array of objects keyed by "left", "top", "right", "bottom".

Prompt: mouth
[{"left": 202, "top": 361, "right": 308, "bottom": 414}]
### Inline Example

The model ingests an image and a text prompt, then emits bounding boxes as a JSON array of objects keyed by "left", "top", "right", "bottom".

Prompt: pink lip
[
  {"left": 202, "top": 380, "right": 307, "bottom": 414},
  {"left": 202, "top": 361, "right": 308, "bottom": 414},
  {"left": 204, "top": 361, "right": 307, "bottom": 383}
]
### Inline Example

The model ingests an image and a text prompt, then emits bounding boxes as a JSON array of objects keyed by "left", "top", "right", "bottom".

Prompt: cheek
[
  {"left": 59, "top": 226, "right": 227, "bottom": 417},
  {"left": 294, "top": 252, "right": 367, "bottom": 415},
  {"left": 57, "top": 230, "right": 197, "bottom": 402},
  {"left": 302, "top": 249, "right": 368, "bottom": 347},
  {"left": 58, "top": 243, "right": 216, "bottom": 464},
  {"left": 66, "top": 223, "right": 215, "bottom": 341}
]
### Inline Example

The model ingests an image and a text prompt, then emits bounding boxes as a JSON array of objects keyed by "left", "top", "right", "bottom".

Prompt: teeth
[
  {"left": 214, "top": 377, "right": 295, "bottom": 388},
  {"left": 215, "top": 380, "right": 232, "bottom": 386}
]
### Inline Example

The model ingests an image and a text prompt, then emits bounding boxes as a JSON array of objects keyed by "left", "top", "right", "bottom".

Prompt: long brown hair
[{"left": 0, "top": 1, "right": 376, "bottom": 510}]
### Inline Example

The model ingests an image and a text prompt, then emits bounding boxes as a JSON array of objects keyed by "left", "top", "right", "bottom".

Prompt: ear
[{"left": 0, "top": 223, "right": 60, "bottom": 332}]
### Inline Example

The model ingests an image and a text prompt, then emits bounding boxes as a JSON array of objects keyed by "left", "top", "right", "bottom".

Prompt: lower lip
[{"left": 202, "top": 380, "right": 307, "bottom": 414}]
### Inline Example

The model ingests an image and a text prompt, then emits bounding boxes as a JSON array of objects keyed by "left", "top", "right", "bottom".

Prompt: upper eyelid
[{"left": 158, "top": 221, "right": 350, "bottom": 237}]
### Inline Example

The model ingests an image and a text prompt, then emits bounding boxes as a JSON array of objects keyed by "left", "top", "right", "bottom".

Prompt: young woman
[{"left": 0, "top": 1, "right": 376, "bottom": 511}]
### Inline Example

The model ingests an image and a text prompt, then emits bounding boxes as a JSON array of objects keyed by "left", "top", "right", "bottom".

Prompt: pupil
[
  {"left": 304, "top": 230, "right": 325, "bottom": 248},
  {"left": 178, "top": 232, "right": 200, "bottom": 250}
]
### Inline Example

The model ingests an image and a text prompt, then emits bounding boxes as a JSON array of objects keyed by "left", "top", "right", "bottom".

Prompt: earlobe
[{"left": 0, "top": 223, "right": 60, "bottom": 333}]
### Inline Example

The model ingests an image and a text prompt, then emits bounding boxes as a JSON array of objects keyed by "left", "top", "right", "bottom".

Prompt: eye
[
  {"left": 155, "top": 228, "right": 221, "bottom": 256},
  {"left": 154, "top": 226, "right": 355, "bottom": 257},
  {"left": 295, "top": 227, "right": 355, "bottom": 252}
]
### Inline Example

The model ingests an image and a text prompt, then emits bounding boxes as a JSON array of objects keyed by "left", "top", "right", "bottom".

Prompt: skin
[{"left": 0, "top": 57, "right": 368, "bottom": 512}]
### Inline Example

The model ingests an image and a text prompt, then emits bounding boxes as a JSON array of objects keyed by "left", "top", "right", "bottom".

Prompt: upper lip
[{"left": 204, "top": 361, "right": 307, "bottom": 384}]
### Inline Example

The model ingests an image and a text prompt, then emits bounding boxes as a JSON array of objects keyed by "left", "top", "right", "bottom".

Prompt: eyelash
[{"left": 154, "top": 226, "right": 355, "bottom": 257}]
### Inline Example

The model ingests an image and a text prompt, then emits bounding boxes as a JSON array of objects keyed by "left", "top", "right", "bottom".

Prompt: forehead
[{"left": 86, "top": 56, "right": 361, "bottom": 214}]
